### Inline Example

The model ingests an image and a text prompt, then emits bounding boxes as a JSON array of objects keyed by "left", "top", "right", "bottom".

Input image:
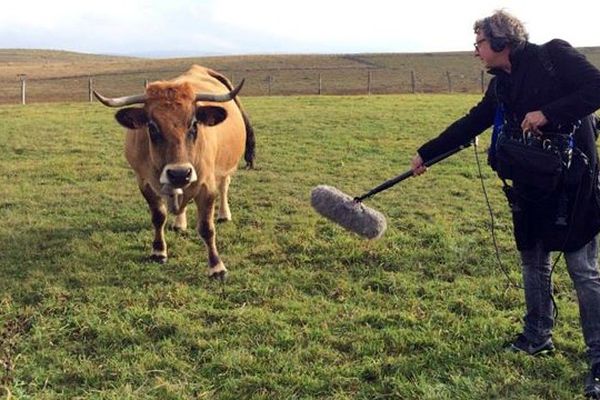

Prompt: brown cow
[{"left": 94, "top": 65, "right": 255, "bottom": 280}]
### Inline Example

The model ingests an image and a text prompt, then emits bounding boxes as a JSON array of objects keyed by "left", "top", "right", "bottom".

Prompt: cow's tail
[
  {"left": 209, "top": 69, "right": 256, "bottom": 169},
  {"left": 241, "top": 110, "right": 256, "bottom": 169}
]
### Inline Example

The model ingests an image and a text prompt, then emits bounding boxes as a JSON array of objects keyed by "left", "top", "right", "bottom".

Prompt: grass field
[{"left": 0, "top": 94, "right": 594, "bottom": 399}]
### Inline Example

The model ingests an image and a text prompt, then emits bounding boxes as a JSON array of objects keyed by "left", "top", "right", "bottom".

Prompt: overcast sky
[{"left": 1, "top": 0, "right": 599, "bottom": 57}]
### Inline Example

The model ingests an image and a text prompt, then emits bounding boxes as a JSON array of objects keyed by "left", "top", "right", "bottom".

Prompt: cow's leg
[
  {"left": 141, "top": 184, "right": 168, "bottom": 263},
  {"left": 172, "top": 207, "right": 188, "bottom": 232},
  {"left": 196, "top": 189, "right": 227, "bottom": 280},
  {"left": 216, "top": 175, "right": 232, "bottom": 222}
]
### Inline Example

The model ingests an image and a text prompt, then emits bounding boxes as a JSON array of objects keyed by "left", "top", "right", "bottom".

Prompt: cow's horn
[
  {"left": 195, "top": 79, "right": 245, "bottom": 102},
  {"left": 93, "top": 91, "right": 148, "bottom": 107}
]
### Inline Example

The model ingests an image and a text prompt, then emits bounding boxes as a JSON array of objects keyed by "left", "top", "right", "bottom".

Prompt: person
[{"left": 410, "top": 10, "right": 600, "bottom": 398}]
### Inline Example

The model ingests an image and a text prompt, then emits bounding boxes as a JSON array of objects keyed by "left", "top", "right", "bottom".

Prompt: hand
[
  {"left": 521, "top": 111, "right": 548, "bottom": 135},
  {"left": 411, "top": 153, "right": 427, "bottom": 176}
]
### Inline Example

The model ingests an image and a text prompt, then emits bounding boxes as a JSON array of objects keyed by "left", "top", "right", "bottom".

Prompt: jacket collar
[{"left": 487, "top": 41, "right": 530, "bottom": 77}]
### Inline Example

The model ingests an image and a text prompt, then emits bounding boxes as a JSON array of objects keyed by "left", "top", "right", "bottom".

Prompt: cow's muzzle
[{"left": 160, "top": 163, "right": 198, "bottom": 188}]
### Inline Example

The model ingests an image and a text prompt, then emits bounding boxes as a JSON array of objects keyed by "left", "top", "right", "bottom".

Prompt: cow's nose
[{"left": 166, "top": 167, "right": 193, "bottom": 187}]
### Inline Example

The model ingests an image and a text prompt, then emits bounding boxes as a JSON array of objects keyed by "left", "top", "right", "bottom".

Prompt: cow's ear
[
  {"left": 115, "top": 108, "right": 148, "bottom": 129},
  {"left": 196, "top": 106, "right": 227, "bottom": 127}
]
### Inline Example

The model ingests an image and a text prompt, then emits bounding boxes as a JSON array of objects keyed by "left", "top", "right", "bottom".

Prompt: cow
[{"left": 94, "top": 65, "right": 255, "bottom": 280}]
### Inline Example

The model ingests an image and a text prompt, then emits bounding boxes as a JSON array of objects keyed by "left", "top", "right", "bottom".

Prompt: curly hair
[{"left": 474, "top": 10, "right": 529, "bottom": 50}]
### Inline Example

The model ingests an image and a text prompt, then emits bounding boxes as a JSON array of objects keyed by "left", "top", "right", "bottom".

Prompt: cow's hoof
[
  {"left": 170, "top": 218, "right": 187, "bottom": 232},
  {"left": 209, "top": 270, "right": 228, "bottom": 281},
  {"left": 208, "top": 263, "right": 228, "bottom": 281},
  {"left": 149, "top": 254, "right": 168, "bottom": 264},
  {"left": 170, "top": 225, "right": 187, "bottom": 234}
]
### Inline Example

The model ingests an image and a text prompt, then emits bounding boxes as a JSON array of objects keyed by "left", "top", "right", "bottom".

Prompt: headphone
[
  {"left": 483, "top": 18, "right": 509, "bottom": 52},
  {"left": 489, "top": 36, "right": 509, "bottom": 52}
]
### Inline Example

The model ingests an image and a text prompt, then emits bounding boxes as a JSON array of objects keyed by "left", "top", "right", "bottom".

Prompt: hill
[{"left": 1, "top": 47, "right": 600, "bottom": 103}]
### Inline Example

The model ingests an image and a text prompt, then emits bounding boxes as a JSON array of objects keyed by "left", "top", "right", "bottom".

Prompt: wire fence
[
  {"left": 3, "top": 47, "right": 600, "bottom": 104},
  {"left": 1, "top": 67, "right": 492, "bottom": 105}
]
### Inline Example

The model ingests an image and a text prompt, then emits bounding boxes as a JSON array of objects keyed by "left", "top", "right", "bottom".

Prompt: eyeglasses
[{"left": 474, "top": 38, "right": 487, "bottom": 51}]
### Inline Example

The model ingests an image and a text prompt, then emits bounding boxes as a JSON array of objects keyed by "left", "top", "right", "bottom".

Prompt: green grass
[{"left": 0, "top": 95, "right": 591, "bottom": 399}]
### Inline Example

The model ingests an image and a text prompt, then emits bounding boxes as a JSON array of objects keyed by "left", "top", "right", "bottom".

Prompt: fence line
[{"left": 3, "top": 68, "right": 491, "bottom": 104}]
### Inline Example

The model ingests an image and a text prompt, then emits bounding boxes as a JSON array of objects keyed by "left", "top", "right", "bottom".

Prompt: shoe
[
  {"left": 505, "top": 333, "right": 555, "bottom": 356},
  {"left": 585, "top": 363, "right": 600, "bottom": 399}
]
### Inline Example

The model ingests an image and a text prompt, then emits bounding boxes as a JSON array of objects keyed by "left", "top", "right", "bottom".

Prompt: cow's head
[{"left": 94, "top": 80, "right": 243, "bottom": 192}]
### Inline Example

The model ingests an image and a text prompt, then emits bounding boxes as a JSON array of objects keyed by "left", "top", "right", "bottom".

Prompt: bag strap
[
  {"left": 538, "top": 44, "right": 557, "bottom": 79},
  {"left": 489, "top": 78, "right": 505, "bottom": 162},
  {"left": 490, "top": 103, "right": 504, "bottom": 154},
  {"left": 538, "top": 44, "right": 582, "bottom": 137}
]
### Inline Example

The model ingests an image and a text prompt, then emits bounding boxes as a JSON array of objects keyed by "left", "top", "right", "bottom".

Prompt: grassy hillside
[
  {"left": 1, "top": 47, "right": 599, "bottom": 104},
  {"left": 0, "top": 95, "right": 593, "bottom": 398}
]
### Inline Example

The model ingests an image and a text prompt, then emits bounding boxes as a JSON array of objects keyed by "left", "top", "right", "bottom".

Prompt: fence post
[
  {"left": 367, "top": 70, "right": 372, "bottom": 95},
  {"left": 446, "top": 71, "right": 452, "bottom": 93},
  {"left": 480, "top": 70, "right": 485, "bottom": 93},
  {"left": 318, "top": 73, "right": 322, "bottom": 95},
  {"left": 18, "top": 74, "right": 27, "bottom": 105},
  {"left": 411, "top": 70, "right": 416, "bottom": 94},
  {"left": 88, "top": 78, "right": 94, "bottom": 102},
  {"left": 267, "top": 75, "right": 272, "bottom": 96}
]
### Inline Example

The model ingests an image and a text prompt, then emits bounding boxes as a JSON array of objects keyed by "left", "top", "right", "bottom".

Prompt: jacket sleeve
[
  {"left": 540, "top": 39, "right": 600, "bottom": 123},
  {"left": 417, "top": 80, "right": 496, "bottom": 162}
]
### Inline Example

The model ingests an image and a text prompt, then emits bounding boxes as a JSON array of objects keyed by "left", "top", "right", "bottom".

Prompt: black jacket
[{"left": 418, "top": 40, "right": 600, "bottom": 252}]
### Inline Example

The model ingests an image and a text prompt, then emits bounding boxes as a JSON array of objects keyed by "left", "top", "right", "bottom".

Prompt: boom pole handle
[{"left": 354, "top": 141, "right": 473, "bottom": 202}]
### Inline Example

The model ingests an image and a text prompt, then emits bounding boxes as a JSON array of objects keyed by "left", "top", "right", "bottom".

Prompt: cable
[{"left": 472, "top": 139, "right": 522, "bottom": 289}]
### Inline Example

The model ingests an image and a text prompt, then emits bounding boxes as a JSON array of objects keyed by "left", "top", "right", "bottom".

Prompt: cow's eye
[
  {"left": 187, "top": 121, "right": 198, "bottom": 142},
  {"left": 148, "top": 121, "right": 163, "bottom": 143}
]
